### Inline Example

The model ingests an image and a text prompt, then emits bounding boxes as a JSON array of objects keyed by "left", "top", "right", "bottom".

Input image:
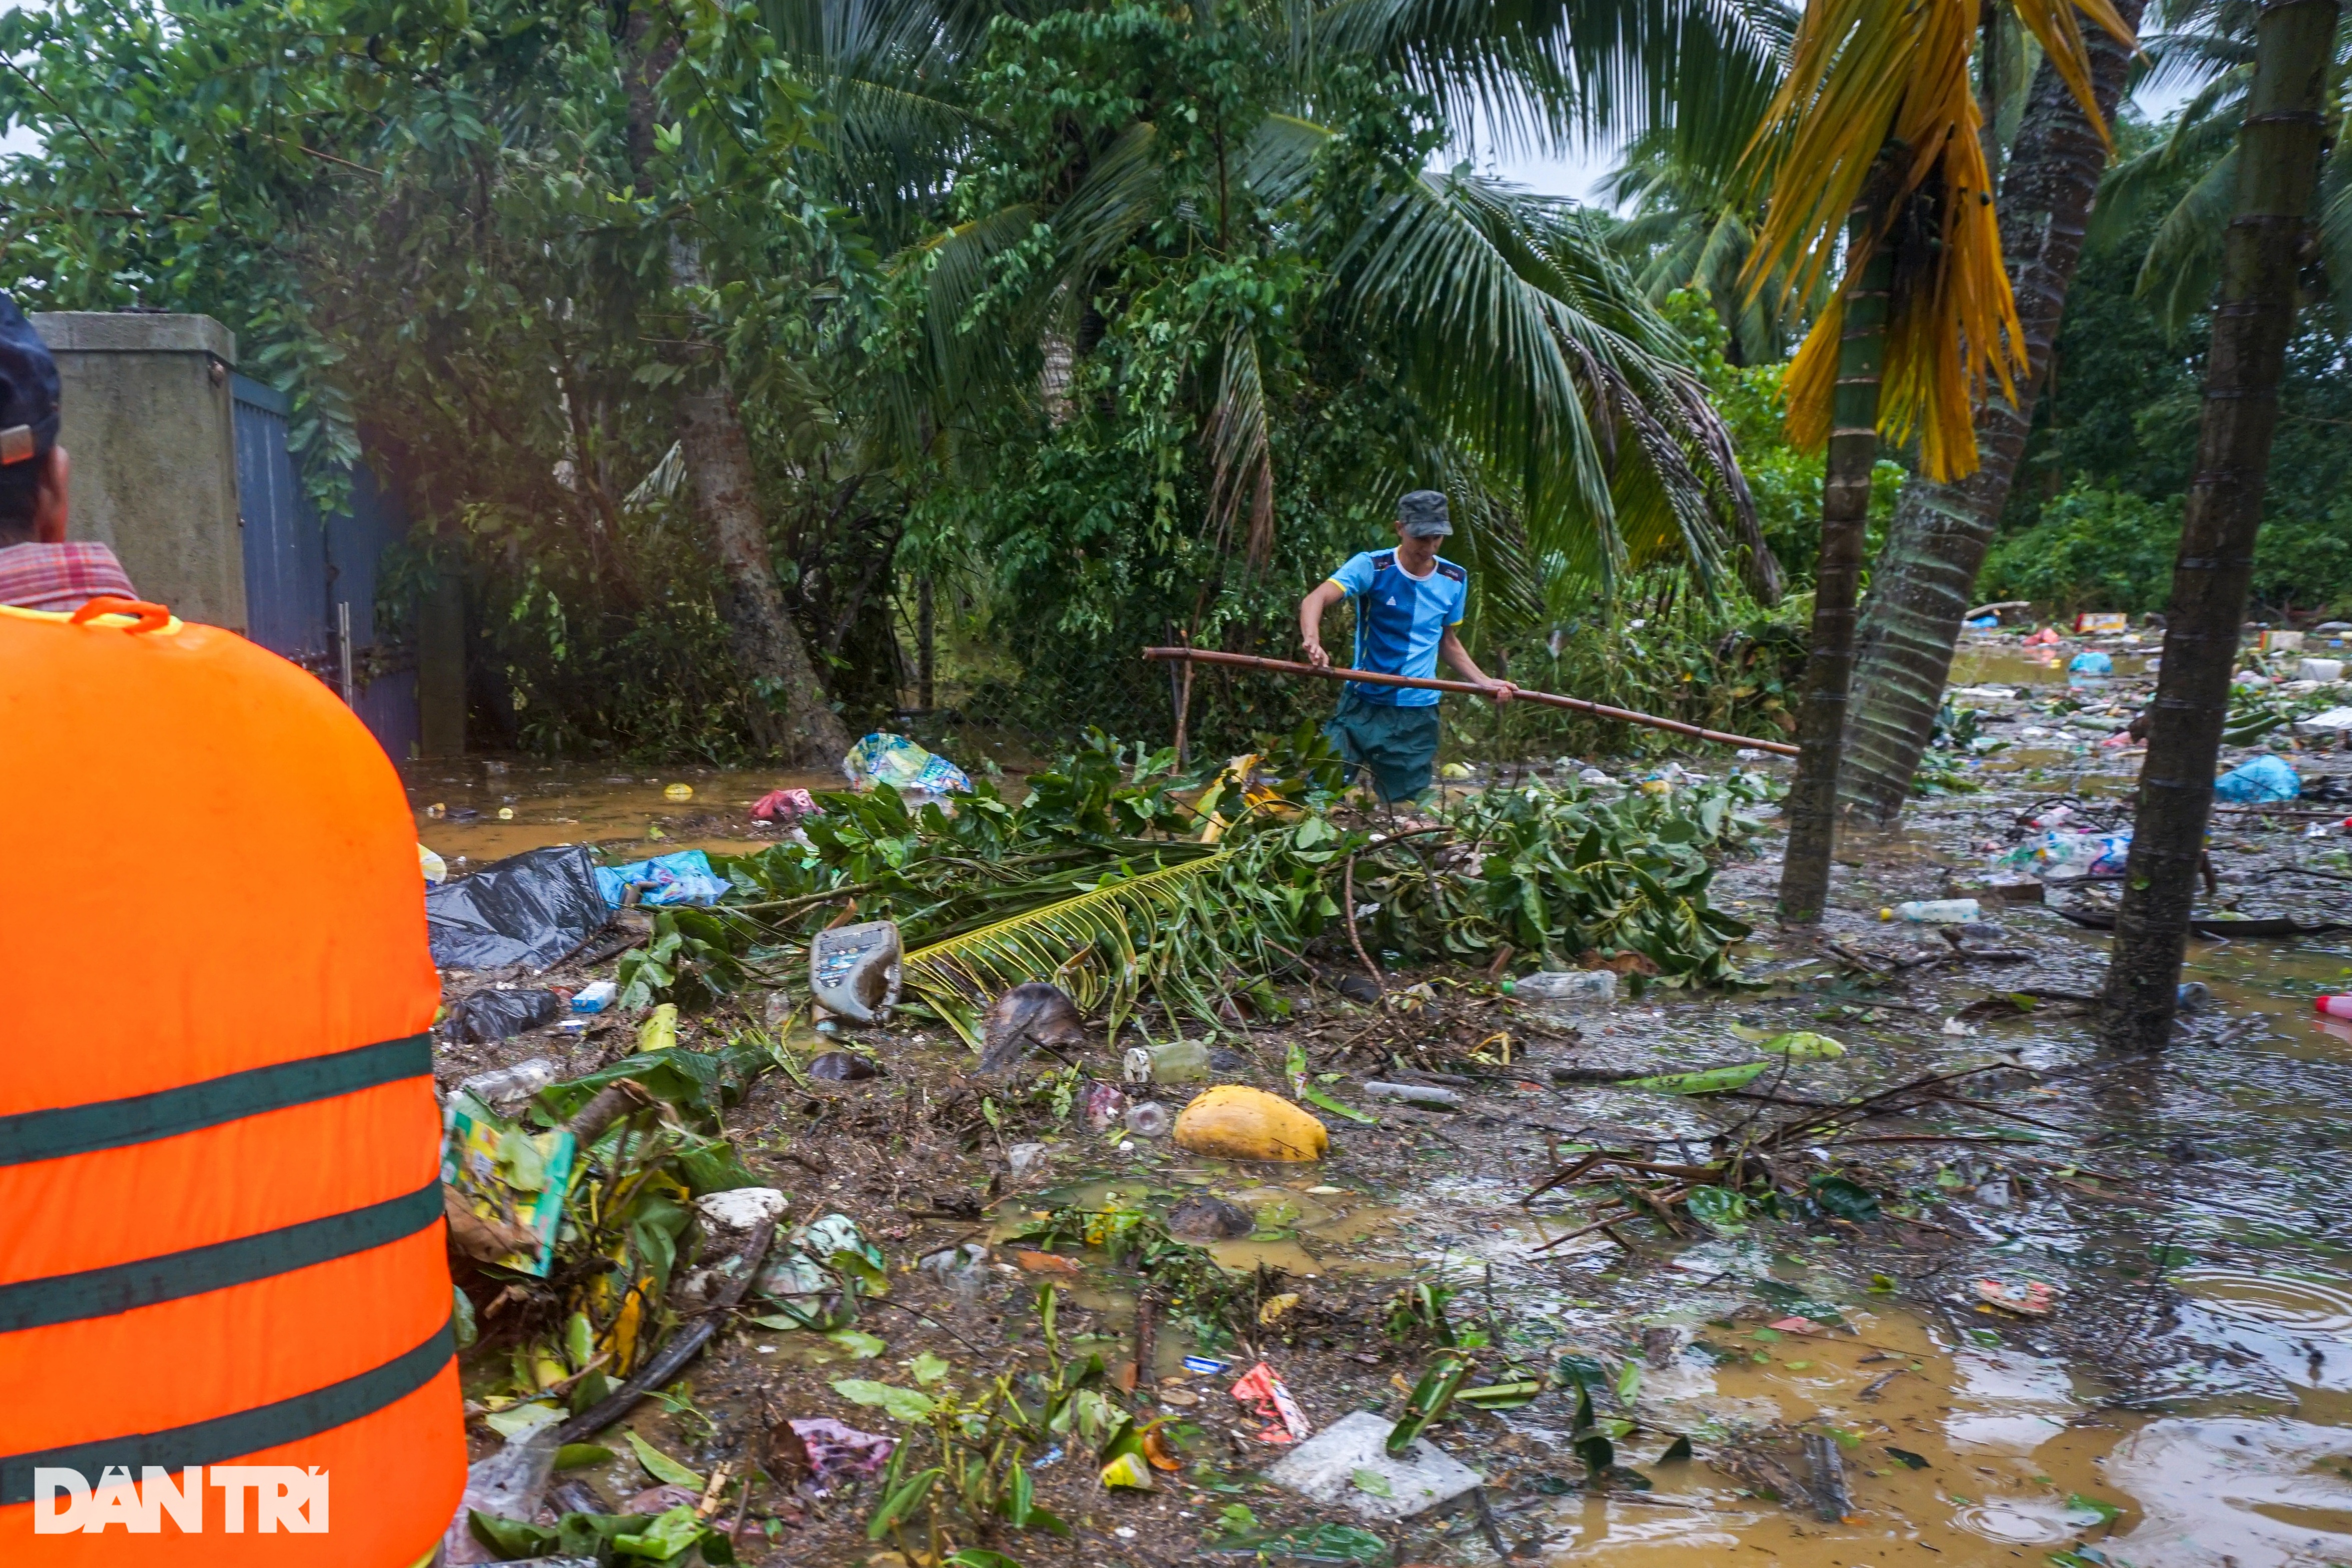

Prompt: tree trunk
[
  {"left": 2099, "top": 0, "right": 2337, "bottom": 1050},
  {"left": 1777, "top": 231, "right": 1892, "bottom": 924},
  {"left": 917, "top": 575, "right": 936, "bottom": 710},
  {"left": 1838, "top": 0, "right": 2145, "bottom": 825},
  {"left": 624, "top": 5, "right": 846, "bottom": 764},
  {"left": 677, "top": 380, "right": 852, "bottom": 763}
]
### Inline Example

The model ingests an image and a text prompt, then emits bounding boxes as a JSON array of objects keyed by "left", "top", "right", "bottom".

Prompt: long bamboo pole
[{"left": 1140, "top": 646, "right": 1800, "bottom": 756}]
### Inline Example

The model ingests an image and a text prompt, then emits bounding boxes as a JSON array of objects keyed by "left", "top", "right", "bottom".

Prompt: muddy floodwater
[{"left": 428, "top": 639, "right": 2352, "bottom": 1568}]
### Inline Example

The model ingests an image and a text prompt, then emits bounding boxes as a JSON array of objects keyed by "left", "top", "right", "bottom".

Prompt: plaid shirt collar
[{"left": 0, "top": 540, "right": 139, "bottom": 613}]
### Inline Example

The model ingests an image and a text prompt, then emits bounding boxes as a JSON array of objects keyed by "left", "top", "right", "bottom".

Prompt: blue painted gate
[{"left": 232, "top": 374, "right": 421, "bottom": 760}]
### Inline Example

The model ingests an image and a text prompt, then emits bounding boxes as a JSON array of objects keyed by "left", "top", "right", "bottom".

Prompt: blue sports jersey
[{"left": 1325, "top": 549, "right": 1468, "bottom": 706}]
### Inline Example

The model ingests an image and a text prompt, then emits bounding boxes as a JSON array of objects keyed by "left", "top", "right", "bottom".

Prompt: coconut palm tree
[
  {"left": 1736, "top": 0, "right": 2133, "bottom": 922},
  {"left": 2086, "top": 0, "right": 2348, "bottom": 332},
  {"left": 785, "top": 0, "right": 1796, "bottom": 608},
  {"left": 2100, "top": 0, "right": 2341, "bottom": 1049},
  {"left": 1834, "top": 0, "right": 2147, "bottom": 826}
]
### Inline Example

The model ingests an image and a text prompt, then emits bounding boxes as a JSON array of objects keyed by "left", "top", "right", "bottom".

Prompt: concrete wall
[{"left": 31, "top": 312, "right": 246, "bottom": 632}]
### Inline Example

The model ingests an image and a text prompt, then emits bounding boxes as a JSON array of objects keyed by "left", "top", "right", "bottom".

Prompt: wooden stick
[{"left": 1141, "top": 646, "right": 1800, "bottom": 756}]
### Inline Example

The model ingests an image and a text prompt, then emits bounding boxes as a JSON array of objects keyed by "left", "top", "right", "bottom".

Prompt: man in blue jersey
[{"left": 1297, "top": 489, "right": 1515, "bottom": 802}]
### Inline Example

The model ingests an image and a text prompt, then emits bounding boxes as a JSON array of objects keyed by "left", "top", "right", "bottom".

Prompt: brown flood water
[{"left": 402, "top": 760, "right": 843, "bottom": 868}]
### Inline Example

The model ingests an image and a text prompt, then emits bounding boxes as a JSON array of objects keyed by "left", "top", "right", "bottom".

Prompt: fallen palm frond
[{"left": 902, "top": 853, "right": 1245, "bottom": 1048}]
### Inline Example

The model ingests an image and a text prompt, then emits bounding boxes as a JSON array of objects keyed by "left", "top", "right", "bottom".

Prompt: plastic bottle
[
  {"left": 2318, "top": 996, "right": 2352, "bottom": 1022},
  {"left": 1151, "top": 1038, "right": 1211, "bottom": 1082},
  {"left": 1507, "top": 970, "right": 1619, "bottom": 1003},
  {"left": 1995, "top": 830, "right": 2132, "bottom": 878},
  {"left": 1123, "top": 1101, "right": 1173, "bottom": 1137},
  {"left": 1883, "top": 899, "right": 1982, "bottom": 924},
  {"left": 454, "top": 1057, "right": 561, "bottom": 1105}
]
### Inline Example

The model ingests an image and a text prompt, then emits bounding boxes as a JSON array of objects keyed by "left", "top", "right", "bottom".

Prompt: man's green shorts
[{"left": 1325, "top": 691, "right": 1441, "bottom": 803}]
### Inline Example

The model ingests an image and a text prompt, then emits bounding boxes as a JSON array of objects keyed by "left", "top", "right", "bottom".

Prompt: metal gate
[{"left": 231, "top": 375, "right": 420, "bottom": 759}]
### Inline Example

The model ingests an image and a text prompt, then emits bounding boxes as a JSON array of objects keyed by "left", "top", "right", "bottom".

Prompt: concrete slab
[{"left": 1263, "top": 1409, "right": 1483, "bottom": 1521}]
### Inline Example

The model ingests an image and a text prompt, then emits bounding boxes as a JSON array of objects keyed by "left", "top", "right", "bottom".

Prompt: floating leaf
[
  {"left": 1808, "top": 1173, "right": 1882, "bottom": 1219},
  {"left": 1615, "top": 1360, "right": 1643, "bottom": 1402},
  {"left": 910, "top": 1351, "right": 952, "bottom": 1386},
  {"left": 554, "top": 1443, "right": 613, "bottom": 1471},
  {"left": 1456, "top": 1379, "right": 1543, "bottom": 1409},
  {"left": 1758, "top": 1031, "right": 1845, "bottom": 1059},
  {"left": 626, "top": 1430, "right": 704, "bottom": 1489},
  {"left": 2066, "top": 1493, "right": 2123, "bottom": 1525},
  {"left": 1619, "top": 1062, "right": 1771, "bottom": 1095},
  {"left": 832, "top": 1379, "right": 937, "bottom": 1422},
  {"left": 1684, "top": 1185, "right": 1749, "bottom": 1231},
  {"left": 1886, "top": 1446, "right": 1930, "bottom": 1470},
  {"left": 1659, "top": 1434, "right": 1694, "bottom": 1462},
  {"left": 827, "top": 1329, "right": 888, "bottom": 1358},
  {"left": 1302, "top": 1084, "right": 1378, "bottom": 1123}
]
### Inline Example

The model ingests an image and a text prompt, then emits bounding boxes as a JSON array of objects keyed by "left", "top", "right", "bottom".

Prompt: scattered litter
[
  {"left": 810, "top": 919, "right": 902, "bottom": 1023},
  {"left": 1258, "top": 1292, "right": 1302, "bottom": 1325},
  {"left": 2296, "top": 706, "right": 2352, "bottom": 733},
  {"left": 775, "top": 1417, "right": 894, "bottom": 1492},
  {"left": 1362, "top": 1081, "right": 1461, "bottom": 1109},
  {"left": 1173, "top": 1085, "right": 1330, "bottom": 1161},
  {"left": 1125, "top": 1036, "right": 1210, "bottom": 1084},
  {"left": 1578, "top": 767, "right": 1616, "bottom": 786},
  {"left": 441, "top": 1102, "right": 575, "bottom": 1276},
  {"left": 427, "top": 844, "right": 608, "bottom": 970},
  {"left": 1231, "top": 1361, "right": 1312, "bottom": 1443},
  {"left": 1006, "top": 1141, "right": 1051, "bottom": 1175},
  {"left": 1883, "top": 899, "right": 1980, "bottom": 923},
  {"left": 1767, "top": 1316, "right": 1821, "bottom": 1335},
  {"left": 1996, "top": 829, "right": 2131, "bottom": 879},
  {"left": 1167, "top": 1195, "right": 1255, "bottom": 1241},
  {"left": 1014, "top": 1249, "right": 1083, "bottom": 1276},
  {"left": 809, "top": 1050, "right": 883, "bottom": 1082},
  {"left": 2074, "top": 612, "right": 2127, "bottom": 634},
  {"left": 2299, "top": 658, "right": 2345, "bottom": 683},
  {"left": 1507, "top": 969, "right": 1618, "bottom": 1003},
  {"left": 2317, "top": 996, "right": 2352, "bottom": 1022},
  {"left": 420, "top": 843, "right": 448, "bottom": 884},
  {"left": 1080, "top": 1081, "right": 1128, "bottom": 1131},
  {"left": 1183, "top": 1355, "right": 1229, "bottom": 1375},
  {"left": 695, "top": 1186, "right": 790, "bottom": 1234},
  {"left": 447, "top": 988, "right": 565, "bottom": 1043},
  {"left": 455, "top": 1057, "right": 561, "bottom": 1106},
  {"left": 1101, "top": 1451, "right": 1157, "bottom": 1490},
  {"left": 570, "top": 978, "right": 617, "bottom": 1013},
  {"left": 843, "top": 732, "right": 972, "bottom": 801},
  {"left": 438, "top": 1428, "right": 560, "bottom": 1564},
  {"left": 2214, "top": 753, "right": 2300, "bottom": 804},
  {"left": 1265, "top": 1409, "right": 1481, "bottom": 1521},
  {"left": 1975, "top": 1278, "right": 2057, "bottom": 1316},
  {"left": 2068, "top": 650, "right": 2113, "bottom": 675},
  {"left": 1123, "top": 1100, "right": 1173, "bottom": 1138},
  {"left": 594, "top": 847, "right": 728, "bottom": 908},
  {"left": 751, "top": 787, "right": 823, "bottom": 824}
]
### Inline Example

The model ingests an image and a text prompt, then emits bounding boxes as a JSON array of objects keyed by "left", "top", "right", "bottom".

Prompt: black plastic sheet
[
  {"left": 446, "top": 988, "right": 565, "bottom": 1043},
  {"left": 426, "top": 844, "right": 609, "bottom": 969}
]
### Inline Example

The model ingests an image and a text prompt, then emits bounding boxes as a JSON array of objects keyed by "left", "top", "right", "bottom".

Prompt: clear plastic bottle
[
  {"left": 1140, "top": 1038, "right": 1210, "bottom": 1083},
  {"left": 1885, "top": 899, "right": 1982, "bottom": 924},
  {"left": 453, "top": 1057, "right": 560, "bottom": 1105},
  {"left": 1123, "top": 1101, "right": 1173, "bottom": 1137},
  {"left": 1507, "top": 970, "right": 1619, "bottom": 1003}
]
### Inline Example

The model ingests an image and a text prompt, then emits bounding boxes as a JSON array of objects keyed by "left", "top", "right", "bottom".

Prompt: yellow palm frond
[
  {"left": 901, "top": 854, "right": 1237, "bottom": 1049},
  {"left": 1740, "top": 0, "right": 2134, "bottom": 480}
]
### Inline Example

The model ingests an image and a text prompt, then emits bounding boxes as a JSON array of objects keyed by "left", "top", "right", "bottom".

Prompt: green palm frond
[{"left": 902, "top": 853, "right": 1242, "bottom": 1049}]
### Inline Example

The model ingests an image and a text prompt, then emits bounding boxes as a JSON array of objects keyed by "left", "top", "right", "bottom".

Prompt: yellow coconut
[{"left": 1172, "top": 1085, "right": 1329, "bottom": 1162}]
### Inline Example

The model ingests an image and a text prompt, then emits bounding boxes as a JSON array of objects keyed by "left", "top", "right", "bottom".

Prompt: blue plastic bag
[
  {"left": 842, "top": 732, "right": 973, "bottom": 798},
  {"left": 2068, "top": 650, "right": 2113, "bottom": 675},
  {"left": 2212, "top": 753, "right": 2300, "bottom": 804},
  {"left": 595, "top": 848, "right": 729, "bottom": 908}
]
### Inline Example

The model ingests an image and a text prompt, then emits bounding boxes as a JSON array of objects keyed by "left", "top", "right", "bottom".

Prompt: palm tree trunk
[
  {"left": 1777, "top": 228, "right": 1893, "bottom": 923},
  {"left": 1838, "top": 0, "right": 2144, "bottom": 826},
  {"left": 2099, "top": 0, "right": 2338, "bottom": 1049}
]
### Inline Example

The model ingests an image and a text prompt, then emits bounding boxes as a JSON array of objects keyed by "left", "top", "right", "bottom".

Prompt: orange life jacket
[{"left": 0, "top": 598, "right": 463, "bottom": 1563}]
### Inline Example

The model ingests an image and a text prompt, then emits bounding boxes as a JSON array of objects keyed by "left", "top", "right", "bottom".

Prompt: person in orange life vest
[
  {"left": 1296, "top": 488, "right": 1515, "bottom": 802},
  {"left": 0, "top": 289, "right": 462, "bottom": 1563},
  {"left": 0, "top": 297, "right": 138, "bottom": 612}
]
